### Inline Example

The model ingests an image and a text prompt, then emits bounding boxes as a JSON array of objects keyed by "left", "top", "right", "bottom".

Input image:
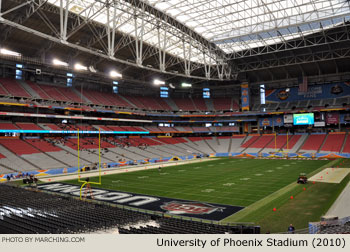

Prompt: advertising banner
[
  {"left": 259, "top": 116, "right": 283, "bottom": 127},
  {"left": 326, "top": 112, "right": 339, "bottom": 124},
  {"left": 273, "top": 115, "right": 284, "bottom": 127},
  {"left": 265, "top": 82, "right": 350, "bottom": 102},
  {"left": 241, "top": 83, "right": 250, "bottom": 111},
  {"left": 284, "top": 114, "right": 293, "bottom": 124},
  {"left": 340, "top": 113, "right": 350, "bottom": 124},
  {"left": 314, "top": 121, "right": 325, "bottom": 127},
  {"left": 259, "top": 118, "right": 272, "bottom": 127}
]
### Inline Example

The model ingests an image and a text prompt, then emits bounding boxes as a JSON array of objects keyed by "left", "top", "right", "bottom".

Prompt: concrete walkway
[
  {"left": 308, "top": 168, "right": 350, "bottom": 183},
  {"left": 326, "top": 181, "right": 350, "bottom": 218}
]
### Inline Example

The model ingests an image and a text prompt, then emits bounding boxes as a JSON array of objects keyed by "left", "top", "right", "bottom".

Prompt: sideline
[
  {"left": 40, "top": 157, "right": 214, "bottom": 182},
  {"left": 221, "top": 159, "right": 338, "bottom": 223}
]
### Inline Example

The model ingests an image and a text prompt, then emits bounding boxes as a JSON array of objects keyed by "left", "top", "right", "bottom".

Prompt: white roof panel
[
  {"left": 145, "top": 0, "right": 350, "bottom": 52},
  {"left": 47, "top": 0, "right": 350, "bottom": 63}
]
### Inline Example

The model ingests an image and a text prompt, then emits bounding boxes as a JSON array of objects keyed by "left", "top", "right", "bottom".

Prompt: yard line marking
[
  {"left": 201, "top": 189, "right": 215, "bottom": 193},
  {"left": 223, "top": 183, "right": 235, "bottom": 186}
]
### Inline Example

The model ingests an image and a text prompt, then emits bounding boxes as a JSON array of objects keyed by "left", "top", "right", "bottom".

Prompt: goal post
[
  {"left": 77, "top": 128, "right": 102, "bottom": 200},
  {"left": 273, "top": 131, "right": 291, "bottom": 159}
]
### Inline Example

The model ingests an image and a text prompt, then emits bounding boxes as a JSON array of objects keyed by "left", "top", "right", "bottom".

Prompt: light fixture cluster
[
  {"left": 52, "top": 58, "right": 123, "bottom": 79},
  {"left": 1, "top": 48, "right": 194, "bottom": 88}
]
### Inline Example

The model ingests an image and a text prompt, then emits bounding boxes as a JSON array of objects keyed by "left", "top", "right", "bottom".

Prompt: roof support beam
[
  {"left": 236, "top": 47, "right": 350, "bottom": 72},
  {"left": 157, "top": 24, "right": 167, "bottom": 72},
  {"left": 59, "top": 0, "right": 69, "bottom": 41},
  {"left": 227, "top": 22, "right": 350, "bottom": 59},
  {"left": 0, "top": 17, "right": 227, "bottom": 81}
]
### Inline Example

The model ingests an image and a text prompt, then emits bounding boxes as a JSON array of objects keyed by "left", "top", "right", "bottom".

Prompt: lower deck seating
[
  {"left": 249, "top": 135, "right": 274, "bottom": 148},
  {"left": 241, "top": 136, "right": 260, "bottom": 148},
  {"left": 265, "top": 135, "right": 289, "bottom": 149},
  {"left": 187, "top": 137, "right": 204, "bottom": 142},
  {"left": 0, "top": 139, "right": 41, "bottom": 155},
  {"left": 25, "top": 139, "right": 62, "bottom": 152},
  {"left": 300, "top": 134, "right": 326, "bottom": 151},
  {"left": 44, "top": 124, "right": 63, "bottom": 131},
  {"left": 157, "top": 138, "right": 187, "bottom": 144},
  {"left": 320, "top": 134, "right": 345, "bottom": 152},
  {"left": 0, "top": 123, "right": 18, "bottom": 130},
  {"left": 284, "top": 135, "right": 301, "bottom": 149},
  {"left": 16, "top": 123, "right": 43, "bottom": 130},
  {"left": 1, "top": 133, "right": 348, "bottom": 175},
  {"left": 341, "top": 135, "right": 350, "bottom": 153}
]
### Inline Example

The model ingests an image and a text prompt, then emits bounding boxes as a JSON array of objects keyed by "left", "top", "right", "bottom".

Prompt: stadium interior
[{"left": 1, "top": 0, "right": 350, "bottom": 234}]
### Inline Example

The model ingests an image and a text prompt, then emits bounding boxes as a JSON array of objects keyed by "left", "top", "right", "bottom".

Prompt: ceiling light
[
  {"left": 74, "top": 63, "right": 87, "bottom": 71},
  {"left": 110, "top": 70, "right": 122, "bottom": 78},
  {"left": 153, "top": 79, "right": 165, "bottom": 85},
  {"left": 181, "top": 83, "right": 192, "bottom": 88},
  {"left": 0, "top": 48, "right": 21, "bottom": 57},
  {"left": 53, "top": 58, "right": 68, "bottom": 67}
]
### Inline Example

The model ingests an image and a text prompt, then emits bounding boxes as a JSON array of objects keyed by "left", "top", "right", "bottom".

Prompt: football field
[{"left": 63, "top": 158, "right": 329, "bottom": 208}]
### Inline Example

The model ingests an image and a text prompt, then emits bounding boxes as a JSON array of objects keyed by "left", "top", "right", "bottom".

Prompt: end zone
[{"left": 308, "top": 168, "right": 350, "bottom": 183}]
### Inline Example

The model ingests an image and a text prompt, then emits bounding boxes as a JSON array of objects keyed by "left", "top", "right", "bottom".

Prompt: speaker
[{"left": 36, "top": 69, "right": 41, "bottom": 75}]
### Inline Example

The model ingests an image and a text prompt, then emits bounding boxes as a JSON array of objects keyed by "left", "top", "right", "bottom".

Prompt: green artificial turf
[
  {"left": 255, "top": 174, "right": 349, "bottom": 233},
  {"left": 63, "top": 158, "right": 329, "bottom": 208},
  {"left": 58, "top": 157, "right": 350, "bottom": 232}
]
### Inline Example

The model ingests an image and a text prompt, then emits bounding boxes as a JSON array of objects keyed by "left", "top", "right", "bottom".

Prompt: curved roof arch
[
  {"left": 144, "top": 0, "right": 350, "bottom": 53},
  {"left": 1, "top": 0, "right": 350, "bottom": 82}
]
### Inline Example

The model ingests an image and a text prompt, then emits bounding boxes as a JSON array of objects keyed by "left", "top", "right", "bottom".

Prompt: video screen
[{"left": 293, "top": 113, "right": 314, "bottom": 125}]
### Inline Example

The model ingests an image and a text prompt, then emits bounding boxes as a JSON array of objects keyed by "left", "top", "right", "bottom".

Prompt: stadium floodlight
[
  {"left": 153, "top": 79, "right": 165, "bottom": 85},
  {"left": 53, "top": 58, "right": 68, "bottom": 67},
  {"left": 181, "top": 83, "right": 192, "bottom": 88},
  {"left": 0, "top": 48, "right": 21, "bottom": 57},
  {"left": 74, "top": 63, "right": 87, "bottom": 71},
  {"left": 110, "top": 70, "right": 122, "bottom": 78}
]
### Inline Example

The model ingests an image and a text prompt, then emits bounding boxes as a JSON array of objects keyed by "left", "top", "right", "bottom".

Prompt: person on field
[{"left": 288, "top": 224, "right": 295, "bottom": 234}]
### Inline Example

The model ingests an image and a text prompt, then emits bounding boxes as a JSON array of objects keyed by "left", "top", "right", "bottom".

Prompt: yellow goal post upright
[
  {"left": 274, "top": 131, "right": 290, "bottom": 158},
  {"left": 77, "top": 128, "right": 102, "bottom": 200}
]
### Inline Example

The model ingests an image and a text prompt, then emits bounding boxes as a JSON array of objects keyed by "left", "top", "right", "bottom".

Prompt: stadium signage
[
  {"left": 0, "top": 111, "right": 152, "bottom": 123},
  {"left": 161, "top": 201, "right": 224, "bottom": 215},
  {"left": 293, "top": 113, "right": 314, "bottom": 125},
  {"left": 0, "top": 129, "right": 149, "bottom": 135},
  {"left": 283, "top": 114, "right": 293, "bottom": 124},
  {"left": 37, "top": 183, "right": 244, "bottom": 221}
]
